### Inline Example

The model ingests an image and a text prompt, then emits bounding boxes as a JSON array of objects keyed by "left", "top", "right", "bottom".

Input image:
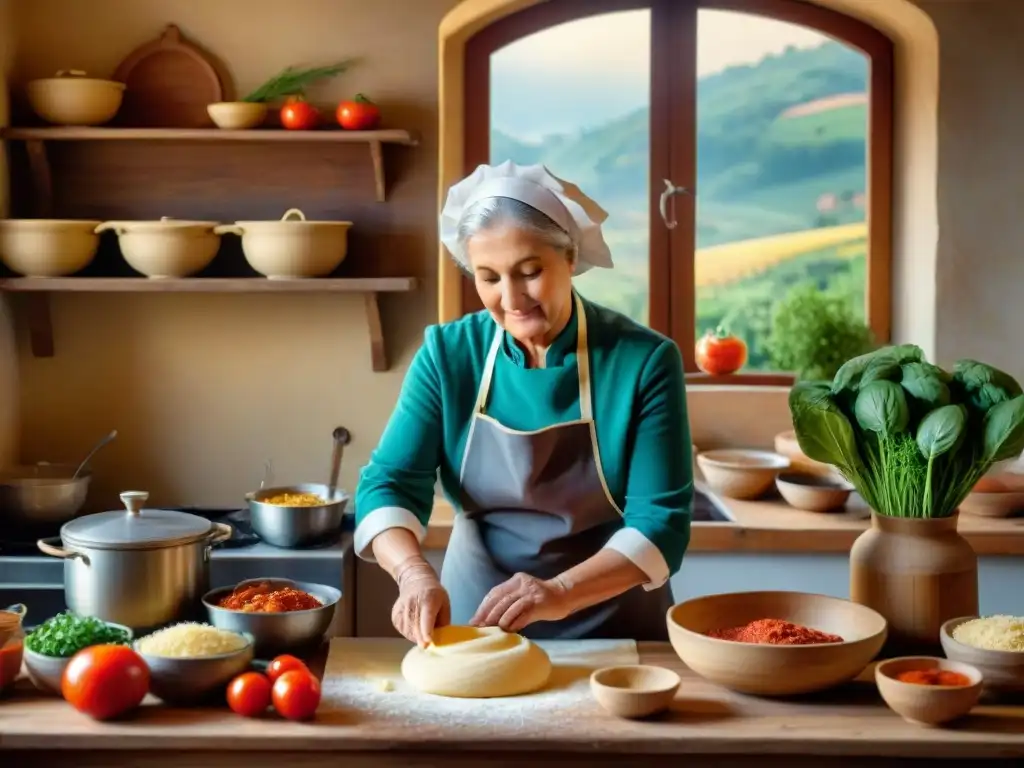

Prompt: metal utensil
[
  {"left": 72, "top": 429, "right": 118, "bottom": 480},
  {"left": 328, "top": 426, "right": 351, "bottom": 496}
]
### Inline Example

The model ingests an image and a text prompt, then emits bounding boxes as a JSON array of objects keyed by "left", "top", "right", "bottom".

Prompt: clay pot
[{"left": 850, "top": 513, "right": 978, "bottom": 655}]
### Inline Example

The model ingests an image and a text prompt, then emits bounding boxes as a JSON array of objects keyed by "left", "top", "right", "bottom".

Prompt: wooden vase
[{"left": 849, "top": 513, "right": 978, "bottom": 655}]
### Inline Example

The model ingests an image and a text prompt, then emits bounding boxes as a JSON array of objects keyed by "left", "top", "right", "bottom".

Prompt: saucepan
[{"left": 0, "top": 431, "right": 118, "bottom": 529}]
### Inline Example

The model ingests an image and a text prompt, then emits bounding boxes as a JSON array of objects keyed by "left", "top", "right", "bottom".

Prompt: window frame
[{"left": 457, "top": 0, "right": 894, "bottom": 386}]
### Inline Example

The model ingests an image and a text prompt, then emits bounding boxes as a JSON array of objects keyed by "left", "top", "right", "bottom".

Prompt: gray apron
[{"left": 440, "top": 293, "right": 671, "bottom": 641}]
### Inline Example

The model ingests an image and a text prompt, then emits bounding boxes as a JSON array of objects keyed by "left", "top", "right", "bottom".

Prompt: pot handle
[
  {"left": 3, "top": 604, "right": 27, "bottom": 619},
  {"left": 37, "top": 537, "right": 87, "bottom": 561},
  {"left": 214, "top": 224, "right": 243, "bottom": 236},
  {"left": 94, "top": 222, "right": 126, "bottom": 235},
  {"left": 209, "top": 523, "right": 233, "bottom": 546},
  {"left": 281, "top": 208, "right": 307, "bottom": 222},
  {"left": 54, "top": 69, "right": 88, "bottom": 78}
]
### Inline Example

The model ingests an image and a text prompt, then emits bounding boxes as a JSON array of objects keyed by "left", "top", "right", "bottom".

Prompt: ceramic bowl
[
  {"left": 590, "top": 664, "right": 680, "bottom": 719},
  {"left": 875, "top": 656, "right": 983, "bottom": 726},
  {"left": 207, "top": 101, "right": 268, "bottom": 130},
  {"left": 135, "top": 631, "right": 255, "bottom": 705},
  {"left": 776, "top": 472, "right": 854, "bottom": 512},
  {"left": 23, "top": 622, "right": 134, "bottom": 694},
  {"left": 666, "top": 590, "right": 887, "bottom": 696},
  {"left": 696, "top": 449, "right": 790, "bottom": 499},
  {"left": 940, "top": 616, "right": 1024, "bottom": 693},
  {"left": 959, "top": 490, "right": 1024, "bottom": 518}
]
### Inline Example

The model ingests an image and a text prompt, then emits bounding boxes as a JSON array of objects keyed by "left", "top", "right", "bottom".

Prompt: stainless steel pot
[
  {"left": 36, "top": 490, "right": 231, "bottom": 632},
  {"left": 247, "top": 483, "right": 349, "bottom": 548},
  {"left": 0, "top": 463, "right": 91, "bottom": 528}
]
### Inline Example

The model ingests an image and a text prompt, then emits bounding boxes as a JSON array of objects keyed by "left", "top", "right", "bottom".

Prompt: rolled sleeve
[
  {"left": 604, "top": 339, "right": 693, "bottom": 586},
  {"left": 354, "top": 328, "right": 444, "bottom": 561},
  {"left": 354, "top": 506, "right": 426, "bottom": 560}
]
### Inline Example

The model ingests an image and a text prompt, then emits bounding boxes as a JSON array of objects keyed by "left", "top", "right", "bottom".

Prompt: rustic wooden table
[{"left": 2, "top": 643, "right": 1023, "bottom": 766}]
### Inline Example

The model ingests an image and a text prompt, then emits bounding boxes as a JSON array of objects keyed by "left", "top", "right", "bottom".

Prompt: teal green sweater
[{"left": 355, "top": 296, "right": 693, "bottom": 579}]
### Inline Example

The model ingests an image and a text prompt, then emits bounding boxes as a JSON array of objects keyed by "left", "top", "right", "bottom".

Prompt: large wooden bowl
[{"left": 666, "top": 591, "right": 887, "bottom": 696}]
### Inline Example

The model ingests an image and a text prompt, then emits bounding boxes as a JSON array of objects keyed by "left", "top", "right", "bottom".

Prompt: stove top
[{"left": 0, "top": 506, "right": 354, "bottom": 556}]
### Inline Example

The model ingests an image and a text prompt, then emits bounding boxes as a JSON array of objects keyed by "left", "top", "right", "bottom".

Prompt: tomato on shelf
[
  {"left": 695, "top": 325, "right": 748, "bottom": 375},
  {"left": 280, "top": 98, "right": 320, "bottom": 130},
  {"left": 61, "top": 644, "right": 149, "bottom": 721},
  {"left": 266, "top": 654, "right": 310, "bottom": 683},
  {"left": 227, "top": 671, "right": 273, "bottom": 718},
  {"left": 272, "top": 669, "right": 322, "bottom": 721},
  {"left": 336, "top": 94, "right": 381, "bottom": 130}
]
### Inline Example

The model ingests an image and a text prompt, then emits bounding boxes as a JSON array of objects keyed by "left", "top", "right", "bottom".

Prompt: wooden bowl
[
  {"left": 776, "top": 472, "right": 853, "bottom": 512},
  {"left": 696, "top": 449, "right": 790, "bottom": 500},
  {"left": 875, "top": 656, "right": 983, "bottom": 726},
  {"left": 941, "top": 616, "right": 1024, "bottom": 693},
  {"left": 959, "top": 490, "right": 1024, "bottom": 518},
  {"left": 666, "top": 591, "right": 887, "bottom": 696},
  {"left": 590, "top": 664, "right": 681, "bottom": 719}
]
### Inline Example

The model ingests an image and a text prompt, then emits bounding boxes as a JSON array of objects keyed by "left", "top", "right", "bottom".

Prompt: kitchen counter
[
  {"left": 2, "top": 643, "right": 1023, "bottom": 766},
  {"left": 426, "top": 495, "right": 1024, "bottom": 555}
]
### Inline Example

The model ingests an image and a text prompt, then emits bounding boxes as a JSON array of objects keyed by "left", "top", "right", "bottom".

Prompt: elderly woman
[{"left": 355, "top": 161, "right": 693, "bottom": 645}]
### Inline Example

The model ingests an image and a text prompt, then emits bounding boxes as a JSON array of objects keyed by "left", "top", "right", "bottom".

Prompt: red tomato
[
  {"left": 272, "top": 669, "right": 321, "bottom": 721},
  {"left": 227, "top": 672, "right": 272, "bottom": 718},
  {"left": 61, "top": 644, "right": 149, "bottom": 721},
  {"left": 280, "top": 99, "right": 319, "bottom": 130},
  {"left": 266, "top": 654, "right": 310, "bottom": 683},
  {"left": 336, "top": 93, "right": 381, "bottom": 130},
  {"left": 695, "top": 325, "right": 748, "bottom": 375}
]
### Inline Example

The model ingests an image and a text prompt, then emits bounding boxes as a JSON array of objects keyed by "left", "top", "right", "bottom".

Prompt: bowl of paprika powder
[
  {"left": 875, "top": 656, "right": 982, "bottom": 726},
  {"left": 667, "top": 590, "right": 887, "bottom": 696}
]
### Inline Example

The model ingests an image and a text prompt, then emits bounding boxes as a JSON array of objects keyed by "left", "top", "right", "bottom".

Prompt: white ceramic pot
[
  {"left": 215, "top": 208, "right": 352, "bottom": 279},
  {"left": 95, "top": 218, "right": 222, "bottom": 278},
  {"left": 0, "top": 219, "right": 102, "bottom": 277}
]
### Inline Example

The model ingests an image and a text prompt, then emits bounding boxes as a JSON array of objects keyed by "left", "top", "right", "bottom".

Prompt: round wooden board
[{"left": 113, "top": 23, "right": 226, "bottom": 128}]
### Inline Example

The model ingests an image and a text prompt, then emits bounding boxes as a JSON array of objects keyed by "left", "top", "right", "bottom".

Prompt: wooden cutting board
[
  {"left": 320, "top": 637, "right": 637, "bottom": 730},
  {"left": 113, "top": 24, "right": 227, "bottom": 127}
]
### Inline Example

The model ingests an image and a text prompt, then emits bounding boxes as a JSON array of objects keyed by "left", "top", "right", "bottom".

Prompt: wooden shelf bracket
[{"left": 364, "top": 292, "right": 388, "bottom": 371}]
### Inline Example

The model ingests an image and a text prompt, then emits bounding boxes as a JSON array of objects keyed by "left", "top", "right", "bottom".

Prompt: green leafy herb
[
  {"left": 242, "top": 61, "right": 354, "bottom": 103},
  {"left": 767, "top": 284, "right": 875, "bottom": 381},
  {"left": 24, "top": 612, "right": 131, "bottom": 658},
  {"left": 789, "top": 346, "right": 1024, "bottom": 518}
]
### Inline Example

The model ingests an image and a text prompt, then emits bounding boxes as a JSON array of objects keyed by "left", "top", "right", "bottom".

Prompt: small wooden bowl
[
  {"left": 667, "top": 590, "right": 887, "bottom": 696},
  {"left": 590, "top": 665, "right": 681, "bottom": 719},
  {"left": 776, "top": 472, "right": 853, "bottom": 512},
  {"left": 875, "top": 656, "right": 983, "bottom": 726},
  {"left": 959, "top": 489, "right": 1024, "bottom": 518},
  {"left": 696, "top": 449, "right": 790, "bottom": 500},
  {"left": 941, "top": 616, "right": 1024, "bottom": 693}
]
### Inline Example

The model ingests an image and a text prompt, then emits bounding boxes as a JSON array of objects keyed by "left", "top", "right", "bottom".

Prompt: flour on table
[{"left": 322, "top": 637, "right": 638, "bottom": 731}]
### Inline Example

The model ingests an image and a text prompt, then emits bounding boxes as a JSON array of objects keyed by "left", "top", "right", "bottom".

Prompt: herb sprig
[
  {"left": 242, "top": 61, "right": 353, "bottom": 103},
  {"left": 25, "top": 612, "right": 131, "bottom": 658}
]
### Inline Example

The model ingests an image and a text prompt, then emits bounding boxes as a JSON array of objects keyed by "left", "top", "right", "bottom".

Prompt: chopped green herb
[{"left": 24, "top": 612, "right": 131, "bottom": 658}]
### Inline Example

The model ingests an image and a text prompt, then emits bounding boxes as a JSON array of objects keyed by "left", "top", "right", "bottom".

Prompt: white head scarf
[{"left": 439, "top": 160, "right": 614, "bottom": 275}]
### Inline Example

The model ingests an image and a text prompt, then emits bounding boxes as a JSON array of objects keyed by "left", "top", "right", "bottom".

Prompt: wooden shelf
[
  {"left": 0, "top": 126, "right": 419, "bottom": 204},
  {"left": 0, "top": 277, "right": 418, "bottom": 371}
]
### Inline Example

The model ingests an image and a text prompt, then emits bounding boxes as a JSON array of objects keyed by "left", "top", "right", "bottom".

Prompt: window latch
[{"left": 659, "top": 179, "right": 692, "bottom": 230}]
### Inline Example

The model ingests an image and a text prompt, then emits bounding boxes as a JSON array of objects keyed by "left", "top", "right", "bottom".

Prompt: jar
[
  {"left": 37, "top": 491, "right": 231, "bottom": 632},
  {"left": 0, "top": 604, "right": 27, "bottom": 695}
]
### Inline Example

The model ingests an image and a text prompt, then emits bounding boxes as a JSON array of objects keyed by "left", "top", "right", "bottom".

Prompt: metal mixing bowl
[
  {"left": 0, "top": 464, "right": 90, "bottom": 528},
  {"left": 247, "top": 483, "right": 349, "bottom": 548},
  {"left": 135, "top": 631, "right": 255, "bottom": 706},
  {"left": 202, "top": 578, "right": 341, "bottom": 658}
]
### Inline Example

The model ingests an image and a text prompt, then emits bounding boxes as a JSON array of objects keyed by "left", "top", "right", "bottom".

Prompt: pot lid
[
  {"left": 233, "top": 208, "right": 353, "bottom": 228},
  {"left": 61, "top": 491, "right": 214, "bottom": 550}
]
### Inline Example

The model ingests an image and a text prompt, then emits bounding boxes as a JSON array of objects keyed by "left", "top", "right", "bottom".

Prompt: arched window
[{"left": 458, "top": 0, "right": 893, "bottom": 385}]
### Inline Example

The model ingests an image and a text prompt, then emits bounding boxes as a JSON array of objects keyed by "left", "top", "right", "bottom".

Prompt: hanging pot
[
  {"left": 850, "top": 512, "right": 978, "bottom": 654},
  {"left": 37, "top": 490, "right": 231, "bottom": 632}
]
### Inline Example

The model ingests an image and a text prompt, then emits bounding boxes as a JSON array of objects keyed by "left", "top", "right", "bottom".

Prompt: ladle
[
  {"left": 72, "top": 429, "right": 118, "bottom": 480},
  {"left": 328, "top": 426, "right": 352, "bottom": 497}
]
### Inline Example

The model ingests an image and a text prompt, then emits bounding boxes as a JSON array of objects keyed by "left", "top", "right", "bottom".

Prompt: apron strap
[{"left": 474, "top": 292, "right": 593, "bottom": 420}]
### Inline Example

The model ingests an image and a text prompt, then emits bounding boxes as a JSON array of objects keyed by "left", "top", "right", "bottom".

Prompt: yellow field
[{"left": 695, "top": 221, "right": 867, "bottom": 288}]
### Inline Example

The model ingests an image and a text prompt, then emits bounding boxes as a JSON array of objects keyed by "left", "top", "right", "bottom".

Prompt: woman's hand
[
  {"left": 470, "top": 572, "right": 571, "bottom": 633},
  {"left": 392, "top": 557, "right": 451, "bottom": 647}
]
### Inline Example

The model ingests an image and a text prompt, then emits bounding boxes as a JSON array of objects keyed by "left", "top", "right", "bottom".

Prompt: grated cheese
[
  {"left": 951, "top": 615, "right": 1024, "bottom": 651},
  {"left": 136, "top": 622, "right": 248, "bottom": 658}
]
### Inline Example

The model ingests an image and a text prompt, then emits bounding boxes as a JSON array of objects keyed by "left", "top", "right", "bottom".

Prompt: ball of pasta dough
[{"left": 401, "top": 625, "right": 552, "bottom": 698}]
